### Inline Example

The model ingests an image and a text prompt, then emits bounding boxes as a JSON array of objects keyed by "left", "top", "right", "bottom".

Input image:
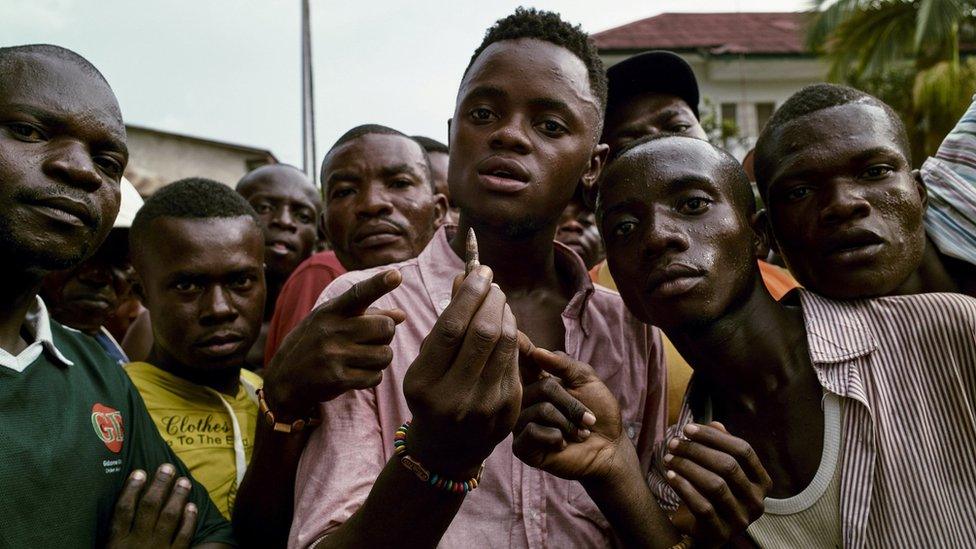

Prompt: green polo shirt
[{"left": 0, "top": 298, "right": 235, "bottom": 547}]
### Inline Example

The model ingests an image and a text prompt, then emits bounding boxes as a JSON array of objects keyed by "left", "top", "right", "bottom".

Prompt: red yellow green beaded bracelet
[{"left": 394, "top": 421, "right": 485, "bottom": 493}]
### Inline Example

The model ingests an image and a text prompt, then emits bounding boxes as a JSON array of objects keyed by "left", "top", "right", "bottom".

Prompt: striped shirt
[
  {"left": 920, "top": 94, "right": 976, "bottom": 266},
  {"left": 649, "top": 289, "right": 976, "bottom": 548}
]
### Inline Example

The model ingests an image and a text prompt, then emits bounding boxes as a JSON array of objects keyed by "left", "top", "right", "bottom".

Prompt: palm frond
[
  {"left": 915, "top": 0, "right": 966, "bottom": 59},
  {"left": 823, "top": 2, "right": 917, "bottom": 79}
]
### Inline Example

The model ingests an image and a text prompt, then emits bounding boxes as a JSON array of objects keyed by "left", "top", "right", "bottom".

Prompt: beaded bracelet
[{"left": 394, "top": 421, "right": 485, "bottom": 494}]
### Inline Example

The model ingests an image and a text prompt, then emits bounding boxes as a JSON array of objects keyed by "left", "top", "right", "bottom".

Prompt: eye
[
  {"left": 612, "top": 220, "right": 638, "bottom": 237},
  {"left": 785, "top": 186, "right": 812, "bottom": 202},
  {"left": 174, "top": 281, "right": 199, "bottom": 293},
  {"left": 7, "top": 122, "right": 45, "bottom": 142},
  {"left": 677, "top": 196, "right": 711, "bottom": 215},
  {"left": 297, "top": 211, "right": 314, "bottom": 224},
  {"left": 93, "top": 156, "right": 123, "bottom": 178},
  {"left": 389, "top": 178, "right": 413, "bottom": 189},
  {"left": 537, "top": 119, "right": 568, "bottom": 136},
  {"left": 669, "top": 123, "right": 692, "bottom": 133},
  {"left": 861, "top": 165, "right": 893, "bottom": 180},
  {"left": 469, "top": 107, "right": 498, "bottom": 123},
  {"left": 230, "top": 275, "right": 255, "bottom": 291},
  {"left": 330, "top": 187, "right": 354, "bottom": 200},
  {"left": 253, "top": 203, "right": 272, "bottom": 214}
]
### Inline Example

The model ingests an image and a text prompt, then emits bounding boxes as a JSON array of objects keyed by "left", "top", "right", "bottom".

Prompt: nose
[
  {"left": 819, "top": 180, "right": 871, "bottom": 225},
  {"left": 488, "top": 115, "right": 532, "bottom": 154},
  {"left": 74, "top": 262, "right": 114, "bottom": 288},
  {"left": 558, "top": 218, "right": 585, "bottom": 235},
  {"left": 43, "top": 141, "right": 103, "bottom": 193},
  {"left": 270, "top": 205, "right": 297, "bottom": 232},
  {"left": 642, "top": 210, "right": 689, "bottom": 259},
  {"left": 200, "top": 285, "right": 238, "bottom": 325},
  {"left": 355, "top": 182, "right": 394, "bottom": 219}
]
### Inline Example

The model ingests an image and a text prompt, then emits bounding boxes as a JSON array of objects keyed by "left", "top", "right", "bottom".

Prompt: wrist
[
  {"left": 582, "top": 437, "right": 641, "bottom": 490},
  {"left": 406, "top": 421, "right": 485, "bottom": 479}
]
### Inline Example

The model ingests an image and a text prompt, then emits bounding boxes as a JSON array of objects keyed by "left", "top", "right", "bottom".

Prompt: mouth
[
  {"left": 265, "top": 238, "right": 297, "bottom": 257},
  {"left": 823, "top": 228, "right": 886, "bottom": 263},
  {"left": 68, "top": 294, "right": 114, "bottom": 310},
  {"left": 476, "top": 157, "right": 531, "bottom": 194},
  {"left": 645, "top": 263, "right": 706, "bottom": 299},
  {"left": 194, "top": 332, "right": 246, "bottom": 356},
  {"left": 353, "top": 221, "right": 404, "bottom": 248},
  {"left": 27, "top": 196, "right": 96, "bottom": 228}
]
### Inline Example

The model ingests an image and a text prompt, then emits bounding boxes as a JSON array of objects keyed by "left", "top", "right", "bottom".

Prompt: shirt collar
[
  {"left": 417, "top": 225, "right": 596, "bottom": 330},
  {"left": 23, "top": 296, "right": 74, "bottom": 367}
]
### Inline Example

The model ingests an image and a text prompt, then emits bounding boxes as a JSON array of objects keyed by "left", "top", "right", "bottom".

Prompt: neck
[
  {"left": 666, "top": 278, "right": 811, "bottom": 411},
  {"left": 450, "top": 214, "right": 561, "bottom": 292},
  {"left": 148, "top": 346, "right": 241, "bottom": 396},
  {"left": 0, "top": 268, "right": 45, "bottom": 354},
  {"left": 896, "top": 235, "right": 966, "bottom": 296}
]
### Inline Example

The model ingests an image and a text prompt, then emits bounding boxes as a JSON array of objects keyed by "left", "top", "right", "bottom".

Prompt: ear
[
  {"left": 431, "top": 193, "right": 450, "bottom": 228},
  {"left": 581, "top": 143, "right": 610, "bottom": 209},
  {"left": 751, "top": 208, "right": 776, "bottom": 258},
  {"left": 912, "top": 168, "right": 928, "bottom": 211},
  {"left": 446, "top": 118, "right": 453, "bottom": 141}
]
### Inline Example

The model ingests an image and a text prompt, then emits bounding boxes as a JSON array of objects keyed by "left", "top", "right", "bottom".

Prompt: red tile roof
[{"left": 593, "top": 12, "right": 811, "bottom": 55}]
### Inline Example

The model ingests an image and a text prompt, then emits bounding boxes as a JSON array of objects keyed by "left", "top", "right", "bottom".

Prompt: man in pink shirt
[{"left": 283, "top": 9, "right": 668, "bottom": 547}]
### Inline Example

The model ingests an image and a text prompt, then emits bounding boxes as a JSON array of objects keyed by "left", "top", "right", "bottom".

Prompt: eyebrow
[
  {"left": 528, "top": 97, "right": 573, "bottom": 115},
  {"left": 774, "top": 145, "right": 905, "bottom": 184},
  {"left": 379, "top": 163, "right": 421, "bottom": 178},
  {"left": 325, "top": 170, "right": 362, "bottom": 186},
  {"left": 4, "top": 102, "right": 128, "bottom": 156},
  {"left": 464, "top": 85, "right": 507, "bottom": 102}
]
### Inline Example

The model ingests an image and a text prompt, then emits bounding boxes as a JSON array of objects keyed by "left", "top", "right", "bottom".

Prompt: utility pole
[{"left": 300, "top": 0, "right": 318, "bottom": 193}]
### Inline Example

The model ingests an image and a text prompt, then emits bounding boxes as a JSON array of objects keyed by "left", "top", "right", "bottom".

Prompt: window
[
  {"left": 721, "top": 103, "right": 738, "bottom": 125},
  {"left": 756, "top": 102, "right": 776, "bottom": 133}
]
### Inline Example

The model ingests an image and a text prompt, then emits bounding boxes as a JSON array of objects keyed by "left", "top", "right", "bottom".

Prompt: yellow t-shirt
[{"left": 124, "top": 362, "right": 262, "bottom": 519}]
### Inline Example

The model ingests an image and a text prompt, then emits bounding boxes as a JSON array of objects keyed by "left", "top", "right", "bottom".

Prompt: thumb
[
  {"left": 528, "top": 348, "right": 596, "bottom": 389},
  {"left": 324, "top": 269, "right": 402, "bottom": 317}
]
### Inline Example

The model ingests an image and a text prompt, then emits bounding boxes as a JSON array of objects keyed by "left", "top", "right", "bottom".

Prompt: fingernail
[
  {"left": 158, "top": 464, "right": 174, "bottom": 479},
  {"left": 577, "top": 428, "right": 591, "bottom": 438},
  {"left": 177, "top": 478, "right": 191, "bottom": 490},
  {"left": 185, "top": 503, "right": 197, "bottom": 514},
  {"left": 666, "top": 470, "right": 676, "bottom": 480},
  {"left": 561, "top": 439, "right": 568, "bottom": 450},
  {"left": 581, "top": 411, "right": 597, "bottom": 426},
  {"left": 131, "top": 470, "right": 146, "bottom": 481},
  {"left": 383, "top": 270, "right": 398, "bottom": 284},
  {"left": 478, "top": 265, "right": 491, "bottom": 279},
  {"left": 684, "top": 424, "right": 699, "bottom": 436},
  {"left": 664, "top": 453, "right": 673, "bottom": 464},
  {"left": 668, "top": 437, "right": 680, "bottom": 450},
  {"left": 491, "top": 282, "right": 500, "bottom": 290}
]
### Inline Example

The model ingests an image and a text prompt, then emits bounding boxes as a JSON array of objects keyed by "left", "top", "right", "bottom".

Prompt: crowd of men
[{"left": 1, "top": 7, "right": 975, "bottom": 548}]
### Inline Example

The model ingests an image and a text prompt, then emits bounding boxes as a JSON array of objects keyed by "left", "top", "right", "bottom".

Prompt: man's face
[
  {"left": 449, "top": 38, "right": 606, "bottom": 237},
  {"left": 322, "top": 134, "right": 445, "bottom": 270},
  {"left": 600, "top": 138, "right": 757, "bottom": 329},
  {"left": 761, "top": 103, "right": 926, "bottom": 299},
  {"left": 41, "top": 230, "right": 132, "bottom": 334},
  {"left": 237, "top": 166, "right": 319, "bottom": 279},
  {"left": 136, "top": 216, "right": 265, "bottom": 372},
  {"left": 428, "top": 151, "right": 450, "bottom": 199},
  {"left": 0, "top": 53, "right": 127, "bottom": 274},
  {"left": 555, "top": 199, "right": 603, "bottom": 268},
  {"left": 602, "top": 92, "right": 706, "bottom": 156}
]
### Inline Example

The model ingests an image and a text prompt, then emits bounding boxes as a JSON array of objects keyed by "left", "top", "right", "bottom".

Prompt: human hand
[
  {"left": 107, "top": 464, "right": 197, "bottom": 549},
  {"left": 263, "top": 269, "right": 405, "bottom": 421},
  {"left": 665, "top": 422, "right": 771, "bottom": 548},
  {"left": 512, "top": 348, "right": 627, "bottom": 481},
  {"left": 401, "top": 233, "right": 521, "bottom": 478}
]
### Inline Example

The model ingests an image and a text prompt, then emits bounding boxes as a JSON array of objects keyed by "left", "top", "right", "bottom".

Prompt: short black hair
[
  {"left": 412, "top": 135, "right": 449, "bottom": 154},
  {"left": 598, "top": 133, "right": 755, "bottom": 219},
  {"left": 321, "top": 124, "right": 434, "bottom": 193},
  {"left": 130, "top": 177, "right": 259, "bottom": 257},
  {"left": 0, "top": 44, "right": 108, "bottom": 85},
  {"left": 753, "top": 83, "right": 910, "bottom": 198},
  {"left": 465, "top": 8, "right": 607, "bottom": 114}
]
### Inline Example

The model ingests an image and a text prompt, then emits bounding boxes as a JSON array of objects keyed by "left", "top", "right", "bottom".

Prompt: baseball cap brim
[{"left": 606, "top": 50, "right": 701, "bottom": 119}]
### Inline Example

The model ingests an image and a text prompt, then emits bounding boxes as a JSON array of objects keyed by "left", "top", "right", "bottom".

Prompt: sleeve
[
  {"left": 920, "top": 93, "right": 976, "bottom": 266},
  {"left": 124, "top": 381, "right": 237, "bottom": 546},
  {"left": 646, "top": 429, "right": 683, "bottom": 514},
  {"left": 635, "top": 324, "right": 668, "bottom": 476},
  {"left": 264, "top": 265, "right": 341, "bottom": 367},
  {"left": 288, "top": 386, "right": 387, "bottom": 548}
]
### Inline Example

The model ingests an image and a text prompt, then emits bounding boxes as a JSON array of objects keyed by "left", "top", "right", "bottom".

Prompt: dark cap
[{"left": 606, "top": 50, "right": 700, "bottom": 119}]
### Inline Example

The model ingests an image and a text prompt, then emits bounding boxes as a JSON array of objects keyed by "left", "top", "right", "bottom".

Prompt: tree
[{"left": 807, "top": 0, "right": 976, "bottom": 161}]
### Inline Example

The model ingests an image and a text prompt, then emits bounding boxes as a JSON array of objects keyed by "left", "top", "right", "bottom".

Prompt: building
[
  {"left": 594, "top": 12, "right": 828, "bottom": 158},
  {"left": 124, "top": 124, "right": 278, "bottom": 196}
]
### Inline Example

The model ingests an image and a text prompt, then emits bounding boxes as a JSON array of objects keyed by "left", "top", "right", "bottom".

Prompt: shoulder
[{"left": 588, "top": 285, "right": 654, "bottom": 337}]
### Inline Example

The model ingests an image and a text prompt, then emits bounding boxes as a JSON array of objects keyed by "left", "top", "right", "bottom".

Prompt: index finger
[
  {"left": 683, "top": 423, "right": 772, "bottom": 490},
  {"left": 321, "top": 269, "right": 402, "bottom": 317},
  {"left": 109, "top": 469, "right": 146, "bottom": 539},
  {"left": 420, "top": 265, "right": 494, "bottom": 369}
]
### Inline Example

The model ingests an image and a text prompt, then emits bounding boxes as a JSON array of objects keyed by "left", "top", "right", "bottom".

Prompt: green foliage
[{"left": 807, "top": 0, "right": 976, "bottom": 160}]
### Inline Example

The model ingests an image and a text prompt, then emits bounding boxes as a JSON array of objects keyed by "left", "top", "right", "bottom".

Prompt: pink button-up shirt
[{"left": 289, "top": 227, "right": 666, "bottom": 548}]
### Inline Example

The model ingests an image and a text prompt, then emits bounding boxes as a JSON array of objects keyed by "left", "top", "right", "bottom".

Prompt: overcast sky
[{"left": 2, "top": 0, "right": 807, "bottom": 171}]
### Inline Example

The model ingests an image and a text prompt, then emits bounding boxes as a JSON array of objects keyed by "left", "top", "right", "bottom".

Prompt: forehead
[
  {"left": 0, "top": 53, "right": 125, "bottom": 145},
  {"left": 769, "top": 103, "right": 904, "bottom": 172},
  {"left": 240, "top": 169, "right": 318, "bottom": 205},
  {"left": 325, "top": 134, "right": 426, "bottom": 174},
  {"left": 458, "top": 38, "right": 598, "bottom": 117},
  {"left": 606, "top": 93, "right": 692, "bottom": 128},
  {"left": 602, "top": 140, "right": 725, "bottom": 202},
  {"left": 146, "top": 216, "right": 263, "bottom": 271}
]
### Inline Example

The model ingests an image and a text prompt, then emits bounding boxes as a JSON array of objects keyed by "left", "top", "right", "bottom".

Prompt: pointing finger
[{"left": 321, "top": 269, "right": 402, "bottom": 317}]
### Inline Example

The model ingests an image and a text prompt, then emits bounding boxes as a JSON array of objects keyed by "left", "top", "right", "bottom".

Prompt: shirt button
[{"left": 626, "top": 425, "right": 636, "bottom": 439}]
